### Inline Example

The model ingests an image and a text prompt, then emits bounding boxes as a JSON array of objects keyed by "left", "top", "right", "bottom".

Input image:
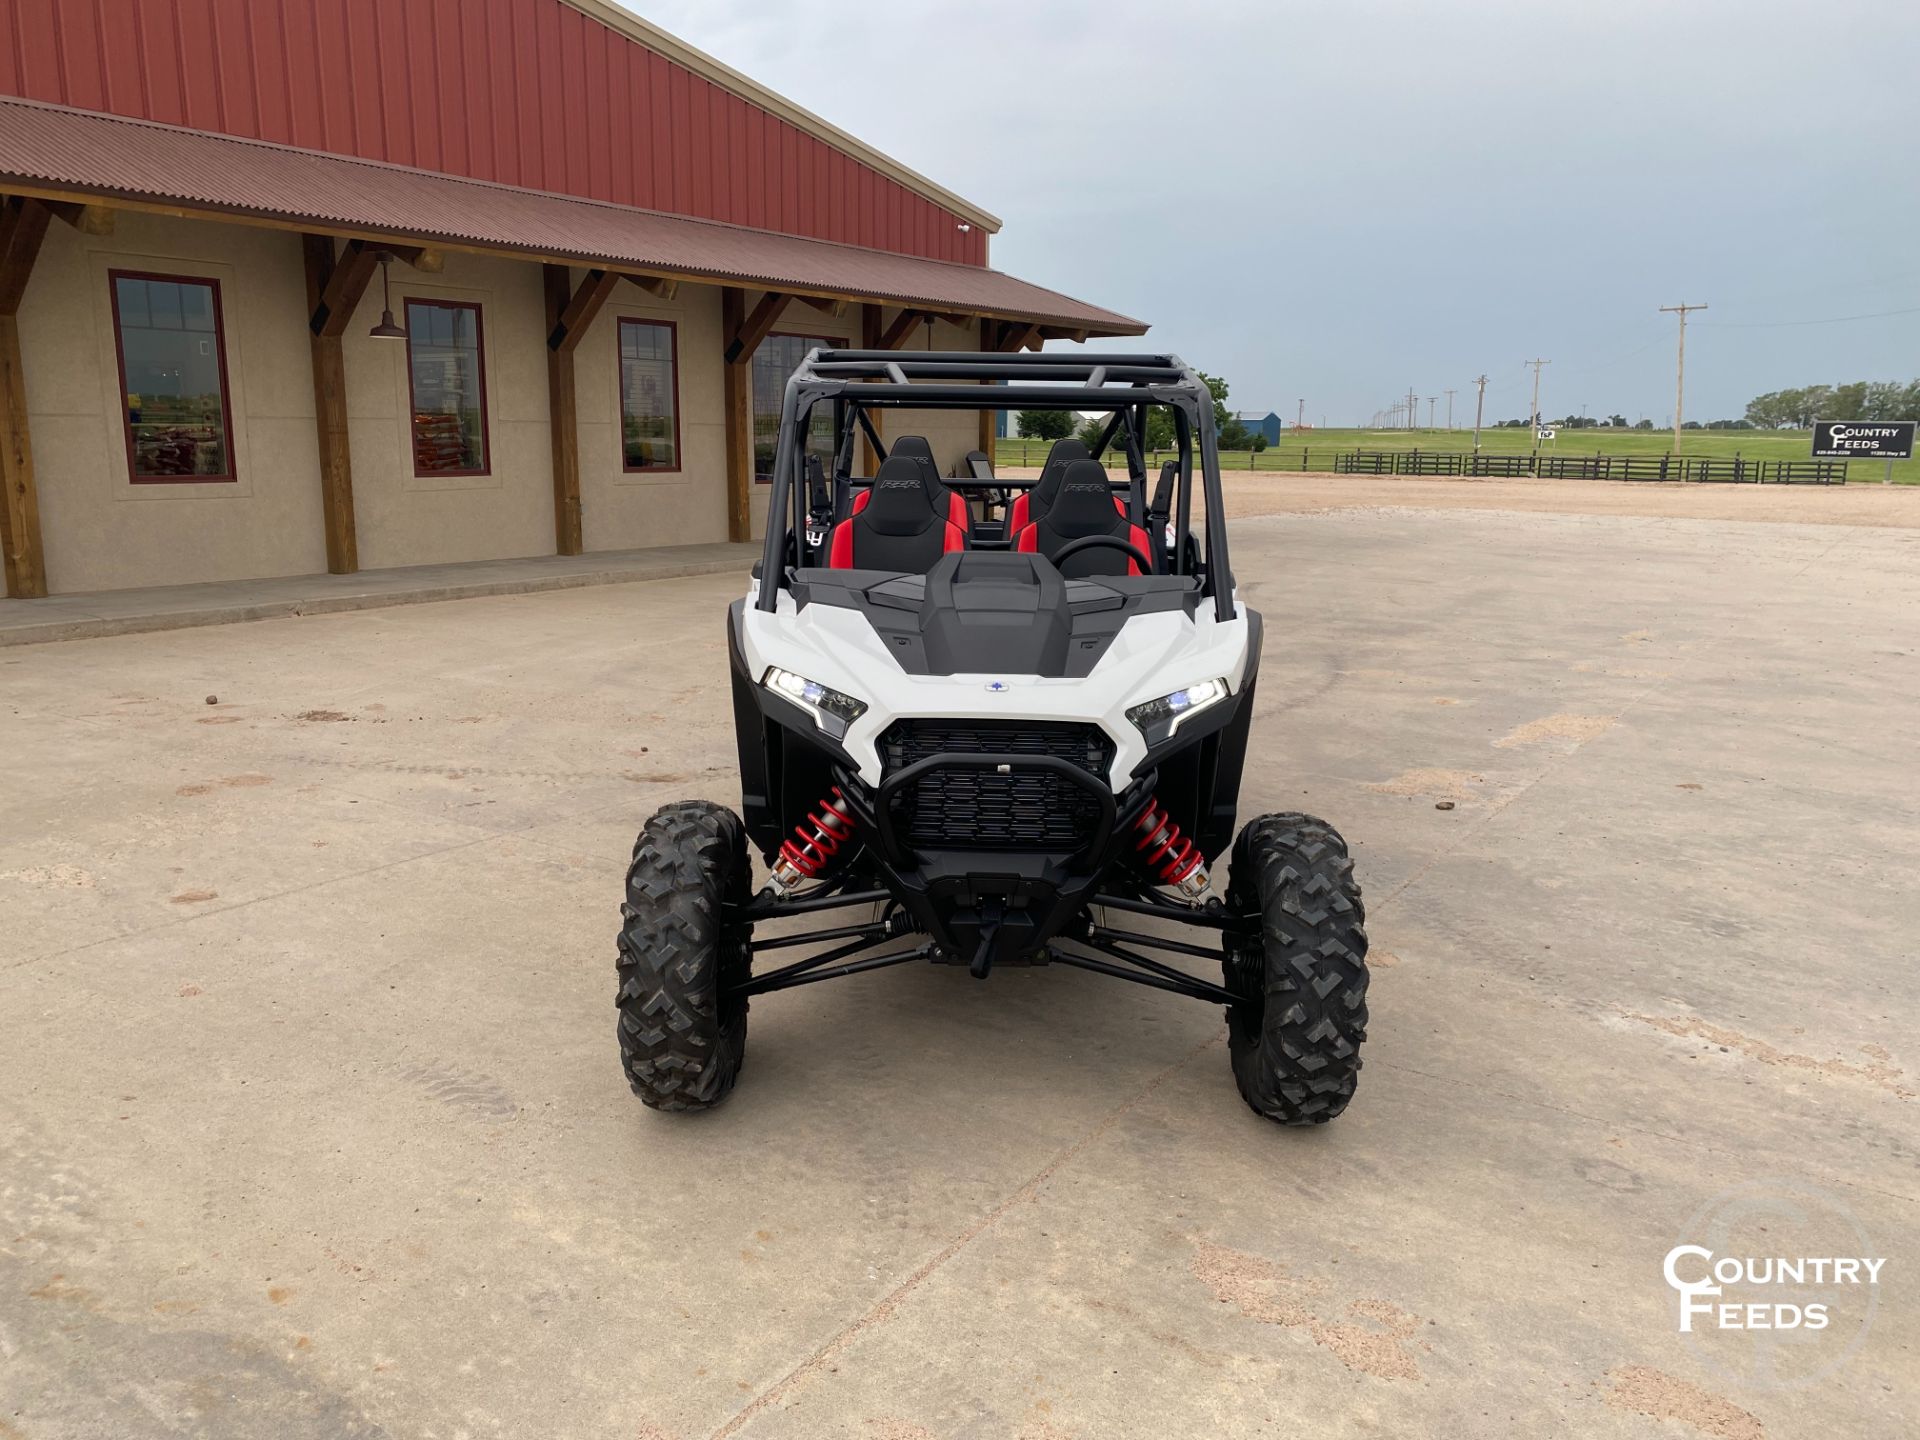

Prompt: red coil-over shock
[
  {"left": 1132, "top": 797, "right": 1211, "bottom": 900},
  {"left": 768, "top": 787, "right": 856, "bottom": 896}
]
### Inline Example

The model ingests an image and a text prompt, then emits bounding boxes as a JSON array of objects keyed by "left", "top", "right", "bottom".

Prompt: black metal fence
[{"left": 1333, "top": 451, "right": 1848, "bottom": 484}]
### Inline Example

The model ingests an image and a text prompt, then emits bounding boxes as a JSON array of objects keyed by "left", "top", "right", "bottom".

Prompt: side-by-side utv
[{"left": 615, "top": 351, "right": 1369, "bottom": 1125}]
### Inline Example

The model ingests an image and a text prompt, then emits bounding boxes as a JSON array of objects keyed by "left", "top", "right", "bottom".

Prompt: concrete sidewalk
[{"left": 0, "top": 541, "right": 758, "bottom": 647}]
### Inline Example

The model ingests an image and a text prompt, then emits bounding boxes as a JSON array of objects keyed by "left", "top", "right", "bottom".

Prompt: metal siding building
[
  {"left": 0, "top": 0, "right": 1142, "bottom": 598},
  {"left": 1233, "top": 410, "right": 1282, "bottom": 445}
]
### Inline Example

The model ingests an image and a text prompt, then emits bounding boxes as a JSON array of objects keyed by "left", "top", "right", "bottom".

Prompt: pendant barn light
[{"left": 368, "top": 250, "right": 407, "bottom": 340}]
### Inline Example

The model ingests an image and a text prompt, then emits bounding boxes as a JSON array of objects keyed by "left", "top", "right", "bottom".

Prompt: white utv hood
[{"left": 739, "top": 580, "right": 1253, "bottom": 787}]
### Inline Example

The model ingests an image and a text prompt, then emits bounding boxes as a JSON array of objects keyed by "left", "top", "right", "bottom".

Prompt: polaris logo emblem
[{"left": 985, "top": 680, "right": 1011, "bottom": 693}]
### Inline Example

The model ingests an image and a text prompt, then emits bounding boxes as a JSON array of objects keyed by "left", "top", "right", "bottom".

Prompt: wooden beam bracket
[
  {"left": 46, "top": 200, "right": 114, "bottom": 235},
  {"left": 725, "top": 290, "right": 789, "bottom": 365},
  {"left": 309, "top": 238, "right": 380, "bottom": 337},
  {"left": 875, "top": 307, "right": 930, "bottom": 352},
  {"left": 625, "top": 274, "right": 679, "bottom": 301},
  {"left": 384, "top": 243, "right": 443, "bottom": 273},
  {"left": 546, "top": 267, "right": 619, "bottom": 353}
]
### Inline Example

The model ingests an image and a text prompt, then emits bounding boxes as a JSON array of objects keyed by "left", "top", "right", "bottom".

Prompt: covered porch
[{"left": 0, "top": 96, "right": 1143, "bottom": 599}]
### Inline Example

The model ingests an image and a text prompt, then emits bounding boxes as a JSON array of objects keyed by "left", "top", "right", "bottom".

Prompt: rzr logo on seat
[
  {"left": 878, "top": 476, "right": 921, "bottom": 489},
  {"left": 1064, "top": 481, "right": 1108, "bottom": 494}
]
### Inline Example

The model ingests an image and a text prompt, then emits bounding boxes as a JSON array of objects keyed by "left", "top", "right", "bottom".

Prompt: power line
[{"left": 1697, "top": 303, "right": 1920, "bottom": 330}]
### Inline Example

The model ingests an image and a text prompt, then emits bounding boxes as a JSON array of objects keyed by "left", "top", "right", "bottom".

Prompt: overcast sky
[{"left": 640, "top": 0, "right": 1920, "bottom": 426}]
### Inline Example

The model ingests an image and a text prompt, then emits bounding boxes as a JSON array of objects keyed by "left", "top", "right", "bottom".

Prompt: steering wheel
[{"left": 1049, "top": 533, "right": 1154, "bottom": 575}]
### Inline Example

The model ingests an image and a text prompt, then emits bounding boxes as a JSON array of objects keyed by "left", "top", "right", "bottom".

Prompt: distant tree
[
  {"left": 1017, "top": 409, "right": 1074, "bottom": 441},
  {"left": 1634, "top": 418, "right": 1654, "bottom": 429},
  {"left": 1746, "top": 380, "right": 1920, "bottom": 428},
  {"left": 1144, "top": 407, "right": 1175, "bottom": 451},
  {"left": 1608, "top": 413, "right": 1628, "bottom": 428},
  {"left": 1827, "top": 382, "right": 1869, "bottom": 422},
  {"left": 1219, "top": 418, "right": 1251, "bottom": 449},
  {"left": 1075, "top": 414, "right": 1108, "bottom": 451},
  {"left": 1250, "top": 433, "right": 1268, "bottom": 452},
  {"left": 1196, "top": 370, "right": 1233, "bottom": 433}
]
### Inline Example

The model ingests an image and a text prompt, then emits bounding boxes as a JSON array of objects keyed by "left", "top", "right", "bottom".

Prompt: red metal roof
[
  {"left": 0, "top": 98, "right": 1141, "bottom": 334},
  {"left": 0, "top": 0, "right": 993, "bottom": 264}
]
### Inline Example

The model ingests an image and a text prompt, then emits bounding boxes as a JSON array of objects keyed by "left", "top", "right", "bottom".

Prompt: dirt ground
[
  {"left": 999, "top": 465, "right": 1920, "bottom": 527},
  {"left": 3, "top": 501, "right": 1915, "bottom": 1438}
]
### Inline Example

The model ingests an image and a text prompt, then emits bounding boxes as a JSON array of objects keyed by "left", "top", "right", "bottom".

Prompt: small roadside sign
[
  {"left": 1536, "top": 426, "right": 1556, "bottom": 441},
  {"left": 1813, "top": 420, "right": 1913, "bottom": 483},
  {"left": 1811, "top": 421, "right": 1914, "bottom": 460}
]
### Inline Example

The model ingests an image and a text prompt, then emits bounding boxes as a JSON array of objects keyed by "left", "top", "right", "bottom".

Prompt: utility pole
[
  {"left": 1427, "top": 396, "right": 1438, "bottom": 429},
  {"left": 1406, "top": 386, "right": 1418, "bottom": 430},
  {"left": 1525, "top": 359, "right": 1550, "bottom": 457},
  {"left": 1659, "top": 302, "right": 1707, "bottom": 454},
  {"left": 1444, "top": 388, "right": 1456, "bottom": 430},
  {"left": 1297, "top": 398, "right": 1305, "bottom": 431},
  {"left": 1471, "top": 374, "right": 1488, "bottom": 452}
]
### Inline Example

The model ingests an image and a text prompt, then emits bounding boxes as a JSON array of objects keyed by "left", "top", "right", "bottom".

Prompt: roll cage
[{"left": 754, "top": 350, "right": 1237, "bottom": 623}]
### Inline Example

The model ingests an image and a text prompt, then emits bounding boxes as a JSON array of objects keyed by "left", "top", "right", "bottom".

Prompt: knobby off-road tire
[
  {"left": 1222, "top": 813, "right": 1370, "bottom": 1125},
  {"left": 616, "top": 801, "right": 753, "bottom": 1111}
]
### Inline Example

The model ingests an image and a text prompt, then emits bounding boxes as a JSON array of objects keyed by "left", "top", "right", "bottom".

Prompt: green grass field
[{"left": 991, "top": 427, "right": 1917, "bottom": 484}]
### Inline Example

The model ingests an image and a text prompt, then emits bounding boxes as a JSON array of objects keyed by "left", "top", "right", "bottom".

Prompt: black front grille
[{"left": 880, "top": 720, "right": 1114, "bottom": 850}]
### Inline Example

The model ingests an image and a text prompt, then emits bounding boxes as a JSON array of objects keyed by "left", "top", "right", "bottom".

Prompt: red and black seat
[
  {"left": 1014, "top": 459, "right": 1152, "bottom": 578},
  {"left": 1008, "top": 437, "right": 1131, "bottom": 535},
  {"left": 827, "top": 455, "right": 968, "bottom": 571},
  {"left": 1006, "top": 438, "right": 1086, "bottom": 534},
  {"left": 848, "top": 435, "right": 969, "bottom": 533}
]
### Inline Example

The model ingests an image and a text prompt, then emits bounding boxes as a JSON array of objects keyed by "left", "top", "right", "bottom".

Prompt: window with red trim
[
  {"left": 406, "top": 299, "right": 489, "bottom": 475},
  {"left": 109, "top": 270, "right": 236, "bottom": 483},
  {"left": 619, "top": 318, "right": 680, "bottom": 472}
]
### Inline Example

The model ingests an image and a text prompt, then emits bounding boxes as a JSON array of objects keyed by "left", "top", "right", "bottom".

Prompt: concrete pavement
[{"left": 2, "top": 503, "right": 1914, "bottom": 1438}]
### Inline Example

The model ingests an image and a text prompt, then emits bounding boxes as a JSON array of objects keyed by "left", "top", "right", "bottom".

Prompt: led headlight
[
  {"left": 1126, "top": 677, "right": 1230, "bottom": 745},
  {"left": 761, "top": 666, "right": 868, "bottom": 741}
]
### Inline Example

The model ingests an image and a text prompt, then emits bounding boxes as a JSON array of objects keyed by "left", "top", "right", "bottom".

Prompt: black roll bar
[{"left": 757, "top": 350, "right": 1235, "bottom": 625}]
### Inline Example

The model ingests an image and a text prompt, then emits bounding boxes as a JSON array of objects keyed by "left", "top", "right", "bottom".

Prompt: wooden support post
[
  {"left": 0, "top": 313, "right": 44, "bottom": 597},
  {"left": 860, "top": 303, "right": 883, "bottom": 474},
  {"left": 544, "top": 264, "right": 584, "bottom": 555},
  {"left": 722, "top": 287, "right": 753, "bottom": 543},
  {"left": 1, "top": 196, "right": 53, "bottom": 597},
  {"left": 301, "top": 234, "right": 359, "bottom": 574}
]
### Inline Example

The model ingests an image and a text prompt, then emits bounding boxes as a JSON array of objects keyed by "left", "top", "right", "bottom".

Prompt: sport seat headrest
[
  {"left": 862, "top": 456, "right": 943, "bottom": 535},
  {"left": 1024, "top": 436, "right": 1091, "bottom": 521},
  {"left": 885, "top": 434, "right": 946, "bottom": 506},
  {"left": 1044, "top": 460, "right": 1125, "bottom": 534}
]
